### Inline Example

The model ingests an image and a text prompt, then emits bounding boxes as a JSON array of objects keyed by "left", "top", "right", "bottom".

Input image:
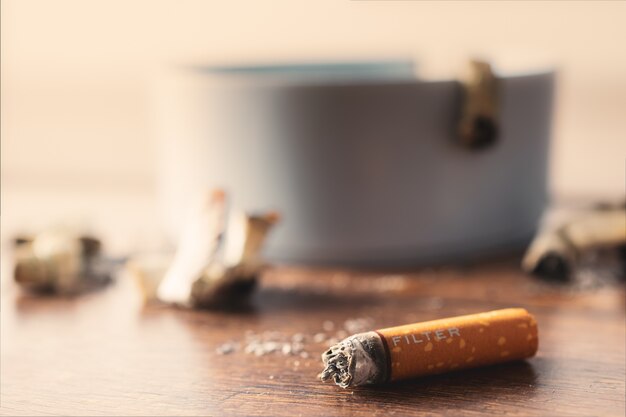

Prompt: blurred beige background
[{"left": 2, "top": 0, "right": 625, "bottom": 253}]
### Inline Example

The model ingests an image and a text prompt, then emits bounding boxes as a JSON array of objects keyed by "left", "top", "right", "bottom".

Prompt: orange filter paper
[{"left": 376, "top": 308, "right": 538, "bottom": 381}]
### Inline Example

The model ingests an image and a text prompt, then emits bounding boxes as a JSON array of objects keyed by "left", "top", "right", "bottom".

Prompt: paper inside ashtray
[{"left": 130, "top": 189, "right": 279, "bottom": 308}]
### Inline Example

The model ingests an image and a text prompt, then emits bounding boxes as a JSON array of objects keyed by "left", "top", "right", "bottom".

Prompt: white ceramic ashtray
[{"left": 154, "top": 60, "right": 554, "bottom": 266}]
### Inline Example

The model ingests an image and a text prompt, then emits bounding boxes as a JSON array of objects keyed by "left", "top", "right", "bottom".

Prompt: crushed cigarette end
[{"left": 131, "top": 189, "right": 280, "bottom": 309}]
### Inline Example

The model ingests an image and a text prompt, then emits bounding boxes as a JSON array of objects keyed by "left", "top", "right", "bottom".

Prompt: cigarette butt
[
  {"left": 13, "top": 230, "right": 106, "bottom": 294},
  {"left": 321, "top": 308, "right": 538, "bottom": 388},
  {"left": 157, "top": 188, "right": 227, "bottom": 305},
  {"left": 458, "top": 59, "right": 499, "bottom": 150},
  {"left": 522, "top": 208, "right": 626, "bottom": 280}
]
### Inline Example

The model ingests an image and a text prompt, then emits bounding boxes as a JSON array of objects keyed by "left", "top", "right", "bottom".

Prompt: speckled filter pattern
[{"left": 376, "top": 308, "right": 539, "bottom": 382}]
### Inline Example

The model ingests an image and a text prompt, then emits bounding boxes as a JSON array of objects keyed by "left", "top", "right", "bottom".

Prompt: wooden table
[{"left": 1, "top": 257, "right": 624, "bottom": 416}]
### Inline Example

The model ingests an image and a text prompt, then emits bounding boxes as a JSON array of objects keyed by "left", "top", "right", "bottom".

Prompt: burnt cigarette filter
[{"left": 321, "top": 308, "right": 538, "bottom": 388}]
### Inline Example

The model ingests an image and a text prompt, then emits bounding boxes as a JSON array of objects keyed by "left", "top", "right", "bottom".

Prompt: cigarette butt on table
[
  {"left": 131, "top": 188, "right": 281, "bottom": 308},
  {"left": 13, "top": 229, "right": 111, "bottom": 294},
  {"left": 522, "top": 208, "right": 626, "bottom": 281},
  {"left": 321, "top": 308, "right": 538, "bottom": 388}
]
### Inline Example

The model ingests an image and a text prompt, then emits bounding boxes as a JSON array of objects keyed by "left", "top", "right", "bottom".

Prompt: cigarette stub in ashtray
[{"left": 321, "top": 308, "right": 538, "bottom": 388}]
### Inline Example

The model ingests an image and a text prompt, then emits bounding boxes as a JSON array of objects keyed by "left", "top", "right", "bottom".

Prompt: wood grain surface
[{"left": 1, "top": 257, "right": 624, "bottom": 416}]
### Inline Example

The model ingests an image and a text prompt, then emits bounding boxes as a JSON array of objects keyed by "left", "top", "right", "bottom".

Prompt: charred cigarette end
[
  {"left": 530, "top": 251, "right": 571, "bottom": 283},
  {"left": 321, "top": 339, "right": 356, "bottom": 388},
  {"left": 321, "top": 332, "right": 387, "bottom": 388},
  {"left": 522, "top": 232, "right": 576, "bottom": 282},
  {"left": 321, "top": 345, "right": 352, "bottom": 387},
  {"left": 321, "top": 309, "right": 538, "bottom": 388}
]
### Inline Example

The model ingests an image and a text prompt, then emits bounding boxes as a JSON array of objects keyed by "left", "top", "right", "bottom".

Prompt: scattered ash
[
  {"left": 216, "top": 341, "right": 239, "bottom": 355},
  {"left": 245, "top": 332, "right": 305, "bottom": 357},
  {"left": 216, "top": 330, "right": 307, "bottom": 357},
  {"left": 214, "top": 317, "right": 376, "bottom": 358}
]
